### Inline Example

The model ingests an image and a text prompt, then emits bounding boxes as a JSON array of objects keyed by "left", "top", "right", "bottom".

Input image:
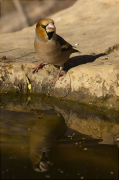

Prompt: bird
[{"left": 33, "top": 18, "right": 81, "bottom": 84}]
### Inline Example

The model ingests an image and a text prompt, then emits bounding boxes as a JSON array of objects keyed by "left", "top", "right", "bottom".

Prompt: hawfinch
[{"left": 33, "top": 18, "right": 80, "bottom": 84}]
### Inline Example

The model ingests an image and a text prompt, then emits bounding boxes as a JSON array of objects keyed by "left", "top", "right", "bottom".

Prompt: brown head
[{"left": 36, "top": 18, "right": 56, "bottom": 41}]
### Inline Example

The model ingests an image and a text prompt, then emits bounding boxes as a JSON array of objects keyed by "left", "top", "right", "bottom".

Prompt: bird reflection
[
  {"left": 32, "top": 151, "right": 49, "bottom": 172},
  {"left": 30, "top": 109, "right": 67, "bottom": 172}
]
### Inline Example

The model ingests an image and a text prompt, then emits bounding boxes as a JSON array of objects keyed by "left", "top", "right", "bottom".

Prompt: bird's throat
[{"left": 47, "top": 32, "right": 54, "bottom": 40}]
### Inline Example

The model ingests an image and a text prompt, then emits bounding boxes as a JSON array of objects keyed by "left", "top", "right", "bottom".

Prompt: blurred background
[{"left": 1, "top": 0, "right": 76, "bottom": 34}]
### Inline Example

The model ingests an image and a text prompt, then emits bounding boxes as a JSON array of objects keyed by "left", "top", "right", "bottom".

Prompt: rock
[{"left": 0, "top": 0, "right": 119, "bottom": 109}]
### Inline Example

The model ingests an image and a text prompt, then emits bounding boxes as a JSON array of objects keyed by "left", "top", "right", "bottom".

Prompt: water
[{"left": 0, "top": 94, "right": 119, "bottom": 179}]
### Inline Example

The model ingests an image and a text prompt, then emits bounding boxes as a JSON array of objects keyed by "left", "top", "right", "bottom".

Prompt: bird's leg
[
  {"left": 47, "top": 66, "right": 63, "bottom": 95},
  {"left": 53, "top": 66, "right": 63, "bottom": 84},
  {"left": 32, "top": 61, "right": 44, "bottom": 73}
]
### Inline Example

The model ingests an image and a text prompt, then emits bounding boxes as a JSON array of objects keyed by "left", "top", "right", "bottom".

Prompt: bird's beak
[{"left": 46, "top": 22, "right": 56, "bottom": 33}]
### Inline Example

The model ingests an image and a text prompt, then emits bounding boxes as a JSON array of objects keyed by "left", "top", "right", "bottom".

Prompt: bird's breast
[{"left": 34, "top": 39, "right": 70, "bottom": 65}]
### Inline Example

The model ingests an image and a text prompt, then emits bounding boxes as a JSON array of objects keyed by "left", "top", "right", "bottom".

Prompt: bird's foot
[
  {"left": 47, "top": 67, "right": 62, "bottom": 96},
  {"left": 32, "top": 62, "right": 44, "bottom": 73},
  {"left": 53, "top": 75, "right": 60, "bottom": 84},
  {"left": 53, "top": 68, "right": 62, "bottom": 84},
  {"left": 47, "top": 73, "right": 60, "bottom": 95}
]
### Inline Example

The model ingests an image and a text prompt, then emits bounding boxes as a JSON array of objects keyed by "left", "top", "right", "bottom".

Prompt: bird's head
[{"left": 36, "top": 18, "right": 56, "bottom": 41}]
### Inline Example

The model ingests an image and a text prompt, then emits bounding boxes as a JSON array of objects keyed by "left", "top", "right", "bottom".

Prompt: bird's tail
[{"left": 72, "top": 48, "right": 81, "bottom": 53}]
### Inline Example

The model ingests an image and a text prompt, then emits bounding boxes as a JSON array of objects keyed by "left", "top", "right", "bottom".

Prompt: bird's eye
[{"left": 40, "top": 24, "right": 46, "bottom": 29}]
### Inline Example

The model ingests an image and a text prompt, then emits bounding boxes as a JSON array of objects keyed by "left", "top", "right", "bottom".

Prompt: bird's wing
[{"left": 56, "top": 34, "right": 80, "bottom": 53}]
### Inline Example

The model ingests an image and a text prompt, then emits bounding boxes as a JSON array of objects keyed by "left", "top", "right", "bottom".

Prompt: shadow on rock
[{"left": 64, "top": 53, "right": 106, "bottom": 71}]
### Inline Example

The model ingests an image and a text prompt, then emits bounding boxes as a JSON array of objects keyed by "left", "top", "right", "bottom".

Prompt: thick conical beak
[{"left": 46, "top": 22, "right": 56, "bottom": 33}]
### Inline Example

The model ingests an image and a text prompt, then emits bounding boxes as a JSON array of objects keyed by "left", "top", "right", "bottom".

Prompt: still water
[{"left": 0, "top": 94, "right": 119, "bottom": 179}]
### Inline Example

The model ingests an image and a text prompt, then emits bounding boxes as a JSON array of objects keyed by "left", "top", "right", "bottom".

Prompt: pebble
[
  {"left": 115, "top": 138, "right": 119, "bottom": 141},
  {"left": 45, "top": 175, "right": 50, "bottom": 178},
  {"left": 56, "top": 19, "right": 62, "bottom": 22}
]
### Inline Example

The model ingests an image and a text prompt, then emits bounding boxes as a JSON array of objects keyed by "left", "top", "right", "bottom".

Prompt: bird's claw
[
  {"left": 32, "top": 68, "right": 38, "bottom": 73},
  {"left": 32, "top": 62, "right": 44, "bottom": 73}
]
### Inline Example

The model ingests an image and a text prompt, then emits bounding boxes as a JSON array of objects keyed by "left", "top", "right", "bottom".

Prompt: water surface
[{"left": 0, "top": 94, "right": 119, "bottom": 179}]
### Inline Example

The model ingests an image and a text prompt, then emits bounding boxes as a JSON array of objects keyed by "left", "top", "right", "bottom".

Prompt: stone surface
[{"left": 0, "top": 0, "right": 119, "bottom": 109}]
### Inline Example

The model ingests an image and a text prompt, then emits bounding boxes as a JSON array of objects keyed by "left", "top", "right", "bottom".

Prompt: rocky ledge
[{"left": 0, "top": 0, "right": 119, "bottom": 109}]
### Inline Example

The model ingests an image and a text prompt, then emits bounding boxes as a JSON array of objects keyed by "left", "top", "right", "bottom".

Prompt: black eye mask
[
  {"left": 40, "top": 24, "right": 46, "bottom": 29},
  {"left": 41, "top": 24, "right": 54, "bottom": 40}
]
